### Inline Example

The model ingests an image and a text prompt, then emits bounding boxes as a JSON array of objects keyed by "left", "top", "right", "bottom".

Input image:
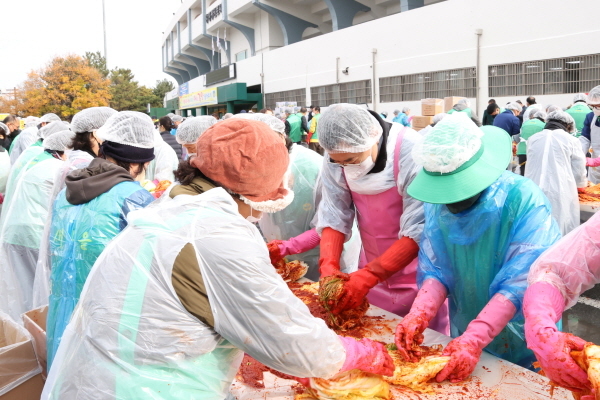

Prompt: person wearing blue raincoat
[
  {"left": 395, "top": 113, "right": 561, "bottom": 384},
  {"left": 46, "top": 111, "right": 156, "bottom": 369}
]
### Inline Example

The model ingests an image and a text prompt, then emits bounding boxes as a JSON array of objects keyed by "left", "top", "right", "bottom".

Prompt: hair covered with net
[
  {"left": 532, "top": 109, "right": 548, "bottom": 121},
  {"left": 547, "top": 110, "right": 576, "bottom": 133},
  {"left": 176, "top": 116, "right": 217, "bottom": 144},
  {"left": 573, "top": 93, "right": 587, "bottom": 103},
  {"left": 587, "top": 86, "right": 600, "bottom": 104},
  {"left": 233, "top": 113, "right": 285, "bottom": 134},
  {"left": 318, "top": 103, "right": 383, "bottom": 154},
  {"left": 43, "top": 130, "right": 75, "bottom": 151},
  {"left": 458, "top": 99, "right": 470, "bottom": 107},
  {"left": 505, "top": 102, "right": 522, "bottom": 112},
  {"left": 38, "top": 121, "right": 71, "bottom": 139},
  {"left": 71, "top": 107, "right": 117, "bottom": 134},
  {"left": 96, "top": 111, "right": 154, "bottom": 149},
  {"left": 412, "top": 113, "right": 483, "bottom": 174}
]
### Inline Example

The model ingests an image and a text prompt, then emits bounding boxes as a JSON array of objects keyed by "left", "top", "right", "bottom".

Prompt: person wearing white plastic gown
[
  {"left": 231, "top": 113, "right": 362, "bottom": 279},
  {"left": 0, "top": 130, "right": 73, "bottom": 321},
  {"left": 0, "top": 121, "right": 70, "bottom": 231},
  {"left": 582, "top": 86, "right": 600, "bottom": 182},
  {"left": 314, "top": 104, "right": 449, "bottom": 334},
  {"left": 175, "top": 115, "right": 217, "bottom": 160},
  {"left": 31, "top": 107, "right": 117, "bottom": 309},
  {"left": 46, "top": 111, "right": 156, "bottom": 370},
  {"left": 525, "top": 110, "right": 587, "bottom": 236},
  {"left": 42, "top": 119, "right": 394, "bottom": 400},
  {"left": 9, "top": 113, "right": 58, "bottom": 163},
  {"left": 146, "top": 129, "right": 178, "bottom": 182},
  {"left": 523, "top": 211, "right": 600, "bottom": 396},
  {"left": 0, "top": 130, "right": 10, "bottom": 213}
]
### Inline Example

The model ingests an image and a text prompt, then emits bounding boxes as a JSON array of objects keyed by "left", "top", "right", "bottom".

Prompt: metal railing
[
  {"left": 265, "top": 89, "right": 307, "bottom": 110},
  {"left": 310, "top": 80, "right": 372, "bottom": 107}
]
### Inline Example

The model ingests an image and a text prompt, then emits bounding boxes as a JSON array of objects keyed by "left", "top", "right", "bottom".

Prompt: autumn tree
[
  {"left": 14, "top": 55, "right": 111, "bottom": 120},
  {"left": 109, "top": 68, "right": 159, "bottom": 112}
]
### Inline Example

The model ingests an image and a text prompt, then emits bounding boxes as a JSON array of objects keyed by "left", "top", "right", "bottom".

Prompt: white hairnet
[
  {"left": 573, "top": 93, "right": 588, "bottom": 103},
  {"left": 547, "top": 110, "right": 577, "bottom": 133},
  {"left": 25, "top": 116, "right": 40, "bottom": 128},
  {"left": 412, "top": 112, "right": 483, "bottom": 174},
  {"left": 166, "top": 113, "right": 175, "bottom": 118},
  {"left": 505, "top": 102, "right": 523, "bottom": 112},
  {"left": 171, "top": 115, "right": 183, "bottom": 122},
  {"left": 233, "top": 113, "right": 286, "bottom": 134},
  {"left": 318, "top": 103, "right": 383, "bottom": 154},
  {"left": 43, "top": 130, "right": 75, "bottom": 151},
  {"left": 0, "top": 122, "right": 8, "bottom": 136},
  {"left": 433, "top": 113, "right": 447, "bottom": 124},
  {"left": 176, "top": 116, "right": 217, "bottom": 144},
  {"left": 222, "top": 113, "right": 233, "bottom": 120},
  {"left": 71, "top": 107, "right": 117, "bottom": 134},
  {"left": 587, "top": 86, "right": 600, "bottom": 104},
  {"left": 546, "top": 105, "right": 562, "bottom": 114},
  {"left": 38, "top": 121, "right": 70, "bottom": 139},
  {"left": 401, "top": 106, "right": 410, "bottom": 113},
  {"left": 532, "top": 110, "right": 547, "bottom": 120},
  {"left": 458, "top": 99, "right": 470, "bottom": 107},
  {"left": 393, "top": 109, "right": 400, "bottom": 114},
  {"left": 96, "top": 111, "right": 155, "bottom": 148},
  {"left": 285, "top": 108, "right": 294, "bottom": 115},
  {"left": 40, "top": 113, "right": 61, "bottom": 124}
]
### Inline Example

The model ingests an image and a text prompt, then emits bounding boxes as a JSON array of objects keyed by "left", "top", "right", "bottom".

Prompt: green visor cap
[{"left": 408, "top": 125, "right": 512, "bottom": 204}]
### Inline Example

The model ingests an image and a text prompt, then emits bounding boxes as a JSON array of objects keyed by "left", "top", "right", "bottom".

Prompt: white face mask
[
  {"left": 343, "top": 155, "right": 375, "bottom": 180},
  {"left": 246, "top": 208, "right": 262, "bottom": 223},
  {"left": 593, "top": 108, "right": 600, "bottom": 117}
]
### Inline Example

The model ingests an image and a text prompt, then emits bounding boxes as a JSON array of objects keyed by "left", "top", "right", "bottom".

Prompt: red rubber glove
[
  {"left": 332, "top": 236, "right": 419, "bottom": 313},
  {"left": 395, "top": 279, "right": 447, "bottom": 362},
  {"left": 267, "top": 240, "right": 286, "bottom": 266},
  {"left": 0, "top": 192, "right": 3, "bottom": 205},
  {"left": 318, "top": 228, "right": 345, "bottom": 278},
  {"left": 338, "top": 336, "right": 395, "bottom": 376},
  {"left": 587, "top": 157, "right": 600, "bottom": 168},
  {"left": 436, "top": 293, "right": 516, "bottom": 383},
  {"left": 524, "top": 282, "right": 591, "bottom": 392}
]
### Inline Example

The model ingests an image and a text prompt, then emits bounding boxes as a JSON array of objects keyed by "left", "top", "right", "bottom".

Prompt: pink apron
[{"left": 347, "top": 129, "right": 449, "bottom": 334}]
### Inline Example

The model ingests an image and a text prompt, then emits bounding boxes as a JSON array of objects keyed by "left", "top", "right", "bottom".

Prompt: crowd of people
[{"left": 0, "top": 86, "right": 599, "bottom": 399}]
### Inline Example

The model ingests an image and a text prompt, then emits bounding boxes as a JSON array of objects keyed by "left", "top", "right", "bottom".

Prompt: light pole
[{"left": 102, "top": 0, "right": 108, "bottom": 64}]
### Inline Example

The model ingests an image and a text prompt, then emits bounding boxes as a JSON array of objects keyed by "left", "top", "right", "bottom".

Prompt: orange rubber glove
[
  {"left": 318, "top": 228, "right": 345, "bottom": 278},
  {"left": 332, "top": 236, "right": 419, "bottom": 313}
]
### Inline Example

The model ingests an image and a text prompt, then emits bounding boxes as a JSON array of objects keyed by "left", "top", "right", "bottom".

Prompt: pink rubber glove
[
  {"left": 587, "top": 157, "right": 600, "bottom": 168},
  {"left": 277, "top": 228, "right": 321, "bottom": 257},
  {"left": 436, "top": 293, "right": 516, "bottom": 383},
  {"left": 338, "top": 336, "right": 395, "bottom": 376},
  {"left": 395, "top": 279, "right": 447, "bottom": 362},
  {"left": 524, "top": 282, "right": 591, "bottom": 392}
]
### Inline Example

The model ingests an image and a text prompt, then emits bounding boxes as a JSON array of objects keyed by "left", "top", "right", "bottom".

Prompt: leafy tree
[
  {"left": 8, "top": 55, "right": 111, "bottom": 120},
  {"left": 85, "top": 51, "right": 109, "bottom": 78},
  {"left": 109, "top": 68, "right": 159, "bottom": 112},
  {"left": 152, "top": 79, "right": 175, "bottom": 107}
]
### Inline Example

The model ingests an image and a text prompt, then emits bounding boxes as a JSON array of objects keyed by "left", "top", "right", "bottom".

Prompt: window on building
[
  {"left": 265, "top": 88, "right": 307, "bottom": 109},
  {"left": 380, "top": 67, "right": 476, "bottom": 102},
  {"left": 310, "top": 80, "right": 372, "bottom": 107},
  {"left": 236, "top": 50, "right": 247, "bottom": 62},
  {"left": 489, "top": 53, "right": 600, "bottom": 97}
]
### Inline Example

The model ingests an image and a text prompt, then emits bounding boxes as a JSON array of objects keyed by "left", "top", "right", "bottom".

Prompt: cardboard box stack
[
  {"left": 0, "top": 312, "right": 44, "bottom": 400},
  {"left": 412, "top": 116, "right": 434, "bottom": 131},
  {"left": 444, "top": 96, "right": 466, "bottom": 112},
  {"left": 421, "top": 99, "right": 444, "bottom": 116},
  {"left": 22, "top": 306, "right": 48, "bottom": 379}
]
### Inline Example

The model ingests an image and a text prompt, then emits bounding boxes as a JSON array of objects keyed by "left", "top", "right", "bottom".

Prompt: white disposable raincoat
[
  {"left": 31, "top": 150, "right": 95, "bottom": 308},
  {"left": 0, "top": 149, "right": 9, "bottom": 193},
  {"left": 0, "top": 151, "right": 64, "bottom": 321},
  {"left": 525, "top": 128, "right": 587, "bottom": 235},
  {"left": 9, "top": 126, "right": 39, "bottom": 164},
  {"left": 43, "top": 188, "right": 346, "bottom": 400},
  {"left": 259, "top": 144, "right": 361, "bottom": 279},
  {"left": 147, "top": 130, "right": 178, "bottom": 182}
]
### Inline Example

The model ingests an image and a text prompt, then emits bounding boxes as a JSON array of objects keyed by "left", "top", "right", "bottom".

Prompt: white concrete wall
[{"left": 165, "top": 0, "right": 600, "bottom": 117}]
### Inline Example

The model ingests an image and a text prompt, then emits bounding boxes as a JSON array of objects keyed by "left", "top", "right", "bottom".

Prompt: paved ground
[{"left": 563, "top": 284, "right": 600, "bottom": 343}]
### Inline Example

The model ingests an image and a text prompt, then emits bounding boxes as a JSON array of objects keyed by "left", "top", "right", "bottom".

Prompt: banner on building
[{"left": 179, "top": 87, "right": 218, "bottom": 109}]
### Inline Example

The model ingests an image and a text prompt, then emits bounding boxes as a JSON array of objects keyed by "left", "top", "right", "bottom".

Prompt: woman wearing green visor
[{"left": 395, "top": 113, "right": 561, "bottom": 383}]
